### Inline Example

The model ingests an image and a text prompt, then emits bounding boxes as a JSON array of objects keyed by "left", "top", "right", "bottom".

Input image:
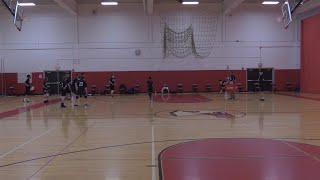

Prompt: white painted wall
[{"left": 0, "top": 2, "right": 300, "bottom": 73}]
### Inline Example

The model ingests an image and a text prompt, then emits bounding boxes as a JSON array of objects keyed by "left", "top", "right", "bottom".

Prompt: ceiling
[{"left": 23, "top": 0, "right": 273, "bottom": 5}]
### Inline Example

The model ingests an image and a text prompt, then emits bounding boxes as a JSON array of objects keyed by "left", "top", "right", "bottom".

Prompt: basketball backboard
[
  {"left": 1, "top": 0, "right": 24, "bottom": 31},
  {"left": 282, "top": 1, "right": 292, "bottom": 29}
]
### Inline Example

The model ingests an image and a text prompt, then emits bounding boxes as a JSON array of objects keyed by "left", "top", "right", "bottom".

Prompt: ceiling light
[
  {"left": 182, "top": 1, "right": 199, "bottom": 5},
  {"left": 101, "top": 2, "right": 118, "bottom": 5},
  {"left": 262, "top": 1, "right": 279, "bottom": 5},
  {"left": 18, "top": 3, "right": 36, "bottom": 6}
]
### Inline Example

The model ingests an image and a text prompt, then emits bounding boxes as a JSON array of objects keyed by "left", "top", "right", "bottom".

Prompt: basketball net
[{"left": 160, "top": 12, "right": 218, "bottom": 59}]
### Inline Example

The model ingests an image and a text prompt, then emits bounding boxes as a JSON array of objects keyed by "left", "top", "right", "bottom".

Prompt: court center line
[
  {"left": 0, "top": 128, "right": 54, "bottom": 159},
  {"left": 281, "top": 140, "right": 320, "bottom": 162}
]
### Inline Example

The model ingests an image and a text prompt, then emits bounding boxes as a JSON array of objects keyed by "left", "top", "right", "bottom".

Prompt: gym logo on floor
[{"left": 170, "top": 110, "right": 245, "bottom": 119}]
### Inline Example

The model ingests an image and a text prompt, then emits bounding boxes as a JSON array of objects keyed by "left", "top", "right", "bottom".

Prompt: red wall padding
[
  {"left": 1, "top": 69, "right": 300, "bottom": 94},
  {"left": 78, "top": 70, "right": 247, "bottom": 93},
  {"left": 274, "top": 69, "right": 300, "bottom": 91},
  {"left": 301, "top": 13, "right": 320, "bottom": 93}
]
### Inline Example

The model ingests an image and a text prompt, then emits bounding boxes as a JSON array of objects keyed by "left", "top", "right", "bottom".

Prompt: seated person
[
  {"left": 119, "top": 84, "right": 127, "bottom": 94},
  {"left": 161, "top": 84, "right": 170, "bottom": 94}
]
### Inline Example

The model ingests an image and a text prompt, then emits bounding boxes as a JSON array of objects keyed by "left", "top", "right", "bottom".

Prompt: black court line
[
  {"left": 26, "top": 122, "right": 96, "bottom": 180},
  {"left": 1, "top": 137, "right": 320, "bottom": 169}
]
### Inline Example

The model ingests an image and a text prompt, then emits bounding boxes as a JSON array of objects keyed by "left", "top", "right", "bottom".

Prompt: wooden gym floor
[{"left": 1, "top": 92, "right": 320, "bottom": 180}]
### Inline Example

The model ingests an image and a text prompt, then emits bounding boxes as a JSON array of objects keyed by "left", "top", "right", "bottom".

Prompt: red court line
[
  {"left": 0, "top": 99, "right": 60, "bottom": 119},
  {"left": 277, "top": 93, "right": 320, "bottom": 102}
]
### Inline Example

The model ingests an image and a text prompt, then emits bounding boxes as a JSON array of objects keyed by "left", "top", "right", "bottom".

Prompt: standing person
[
  {"left": 147, "top": 77, "right": 153, "bottom": 100},
  {"left": 71, "top": 74, "right": 80, "bottom": 106},
  {"left": 227, "top": 71, "right": 237, "bottom": 100},
  {"left": 228, "top": 71, "right": 236, "bottom": 83},
  {"left": 109, "top": 74, "right": 116, "bottom": 97},
  {"left": 43, "top": 77, "right": 49, "bottom": 103},
  {"left": 258, "top": 71, "right": 265, "bottom": 101},
  {"left": 65, "top": 75, "right": 72, "bottom": 100},
  {"left": 23, "top": 75, "right": 32, "bottom": 103},
  {"left": 77, "top": 75, "right": 88, "bottom": 107},
  {"left": 60, "top": 74, "right": 70, "bottom": 108}
]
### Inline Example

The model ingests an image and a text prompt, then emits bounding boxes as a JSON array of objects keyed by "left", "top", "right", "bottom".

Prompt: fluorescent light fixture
[
  {"left": 101, "top": 2, "right": 118, "bottom": 5},
  {"left": 18, "top": 2, "right": 36, "bottom": 6},
  {"left": 262, "top": 1, "right": 279, "bottom": 5},
  {"left": 182, "top": 1, "right": 199, "bottom": 5}
]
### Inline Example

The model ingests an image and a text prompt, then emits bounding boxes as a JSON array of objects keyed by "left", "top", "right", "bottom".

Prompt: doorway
[
  {"left": 44, "top": 71, "right": 71, "bottom": 95},
  {"left": 247, "top": 68, "right": 273, "bottom": 92}
]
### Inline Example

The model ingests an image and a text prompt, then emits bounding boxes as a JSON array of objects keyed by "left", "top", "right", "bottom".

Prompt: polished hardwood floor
[{"left": 1, "top": 92, "right": 320, "bottom": 180}]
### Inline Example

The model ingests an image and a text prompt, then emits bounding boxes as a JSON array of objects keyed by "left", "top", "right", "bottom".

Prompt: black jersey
[
  {"left": 77, "top": 79, "right": 87, "bottom": 90},
  {"left": 229, "top": 75, "right": 236, "bottom": 83},
  {"left": 258, "top": 74, "right": 264, "bottom": 83},
  {"left": 109, "top": 78, "right": 115, "bottom": 86},
  {"left": 72, "top": 78, "right": 79, "bottom": 88},
  {"left": 43, "top": 82, "right": 48, "bottom": 90},
  {"left": 25, "top": 79, "right": 30, "bottom": 87},
  {"left": 147, "top": 79, "right": 153, "bottom": 91},
  {"left": 60, "top": 79, "right": 69, "bottom": 90}
]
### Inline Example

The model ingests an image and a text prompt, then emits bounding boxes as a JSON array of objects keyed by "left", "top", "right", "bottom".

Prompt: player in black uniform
[
  {"left": 71, "top": 74, "right": 80, "bottom": 106},
  {"left": 227, "top": 71, "right": 236, "bottom": 100},
  {"left": 23, "top": 75, "right": 32, "bottom": 103},
  {"left": 60, "top": 74, "right": 71, "bottom": 108},
  {"left": 43, "top": 77, "right": 49, "bottom": 103},
  {"left": 228, "top": 71, "right": 236, "bottom": 83},
  {"left": 109, "top": 74, "right": 115, "bottom": 97},
  {"left": 258, "top": 71, "right": 265, "bottom": 101},
  {"left": 66, "top": 75, "right": 72, "bottom": 100},
  {"left": 147, "top": 77, "right": 153, "bottom": 100},
  {"left": 77, "top": 75, "right": 88, "bottom": 107}
]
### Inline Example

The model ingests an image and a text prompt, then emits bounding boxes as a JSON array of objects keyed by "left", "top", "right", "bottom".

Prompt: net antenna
[
  {"left": 160, "top": 12, "right": 218, "bottom": 59},
  {"left": 1, "top": 0, "right": 24, "bottom": 31}
]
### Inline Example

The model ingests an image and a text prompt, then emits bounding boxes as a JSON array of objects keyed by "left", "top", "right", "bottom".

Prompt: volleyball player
[
  {"left": 23, "top": 75, "right": 32, "bottom": 103},
  {"left": 60, "top": 74, "right": 70, "bottom": 108},
  {"left": 66, "top": 75, "right": 72, "bottom": 100},
  {"left": 71, "top": 74, "right": 80, "bottom": 106},
  {"left": 43, "top": 77, "right": 49, "bottom": 103},
  {"left": 109, "top": 74, "right": 115, "bottom": 97},
  {"left": 77, "top": 75, "right": 88, "bottom": 107},
  {"left": 227, "top": 71, "right": 236, "bottom": 100},
  {"left": 147, "top": 77, "right": 153, "bottom": 100},
  {"left": 258, "top": 71, "right": 265, "bottom": 101}
]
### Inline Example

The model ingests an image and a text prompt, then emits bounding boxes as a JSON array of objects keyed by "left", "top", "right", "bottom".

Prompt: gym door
[
  {"left": 247, "top": 68, "right": 273, "bottom": 92},
  {"left": 44, "top": 71, "right": 71, "bottom": 95}
]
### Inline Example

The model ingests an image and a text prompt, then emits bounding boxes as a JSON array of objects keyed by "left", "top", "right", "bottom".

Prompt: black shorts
[
  {"left": 259, "top": 82, "right": 264, "bottom": 91},
  {"left": 25, "top": 86, "right": 31, "bottom": 95},
  {"left": 65, "top": 88, "right": 71, "bottom": 94},
  {"left": 71, "top": 87, "right": 77, "bottom": 93},
  {"left": 61, "top": 90, "right": 67, "bottom": 96},
  {"left": 77, "top": 89, "right": 87, "bottom": 98},
  {"left": 148, "top": 88, "right": 153, "bottom": 93},
  {"left": 110, "top": 85, "right": 115, "bottom": 91}
]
